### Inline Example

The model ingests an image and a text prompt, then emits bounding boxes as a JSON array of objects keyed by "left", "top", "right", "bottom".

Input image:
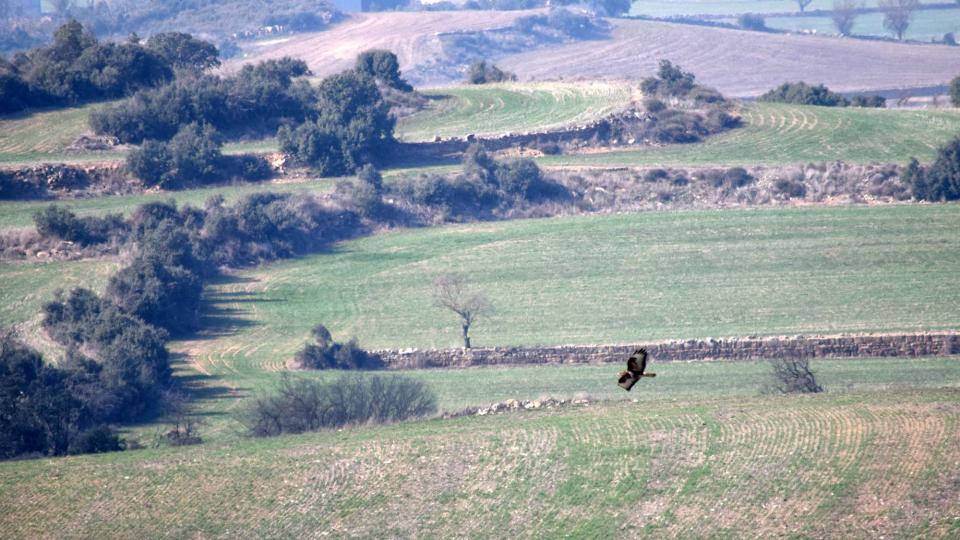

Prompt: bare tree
[
  {"left": 432, "top": 274, "right": 491, "bottom": 349},
  {"left": 796, "top": 0, "right": 813, "bottom": 12},
  {"left": 832, "top": 0, "right": 861, "bottom": 35},
  {"left": 879, "top": 0, "right": 918, "bottom": 40},
  {"left": 770, "top": 355, "right": 823, "bottom": 394}
]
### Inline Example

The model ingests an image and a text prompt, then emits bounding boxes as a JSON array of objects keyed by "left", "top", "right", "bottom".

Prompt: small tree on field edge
[{"left": 432, "top": 274, "right": 491, "bottom": 349}]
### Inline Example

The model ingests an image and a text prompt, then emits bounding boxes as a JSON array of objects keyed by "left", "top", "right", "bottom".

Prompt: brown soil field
[
  {"left": 500, "top": 19, "right": 960, "bottom": 96},
  {"left": 240, "top": 13, "right": 959, "bottom": 96},
  {"left": 233, "top": 10, "right": 535, "bottom": 80}
]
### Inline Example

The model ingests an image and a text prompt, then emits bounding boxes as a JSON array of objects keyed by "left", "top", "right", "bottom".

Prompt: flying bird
[{"left": 618, "top": 348, "right": 656, "bottom": 391}]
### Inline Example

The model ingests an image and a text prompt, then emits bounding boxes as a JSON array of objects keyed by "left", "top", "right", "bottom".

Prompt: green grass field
[
  {"left": 0, "top": 104, "right": 278, "bottom": 165},
  {"left": 0, "top": 179, "right": 338, "bottom": 231},
  {"left": 727, "top": 8, "right": 960, "bottom": 41},
  {"left": 1, "top": 384, "right": 958, "bottom": 538},
  {"left": 396, "top": 82, "right": 634, "bottom": 142},
  {"left": 544, "top": 102, "right": 960, "bottom": 167},
  {"left": 164, "top": 204, "right": 960, "bottom": 389}
]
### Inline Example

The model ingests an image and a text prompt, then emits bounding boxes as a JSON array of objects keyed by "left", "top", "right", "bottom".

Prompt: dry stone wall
[{"left": 373, "top": 333, "right": 960, "bottom": 369}]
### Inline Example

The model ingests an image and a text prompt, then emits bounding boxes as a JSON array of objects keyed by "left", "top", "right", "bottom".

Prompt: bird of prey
[{"left": 618, "top": 348, "right": 656, "bottom": 391}]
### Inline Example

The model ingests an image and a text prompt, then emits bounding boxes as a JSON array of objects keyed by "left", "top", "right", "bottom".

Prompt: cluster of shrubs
[
  {"left": 640, "top": 60, "right": 726, "bottom": 105},
  {"left": 388, "top": 145, "right": 569, "bottom": 219},
  {"left": 14, "top": 189, "right": 372, "bottom": 459},
  {"left": 465, "top": 60, "right": 517, "bottom": 85},
  {"left": 293, "top": 324, "right": 384, "bottom": 370},
  {"left": 0, "top": 335, "right": 128, "bottom": 459},
  {"left": 759, "top": 82, "right": 885, "bottom": 108},
  {"left": 278, "top": 69, "right": 396, "bottom": 176},
  {"left": 903, "top": 136, "right": 960, "bottom": 201},
  {"left": 241, "top": 373, "right": 437, "bottom": 437},
  {"left": 97, "top": 49, "right": 406, "bottom": 184},
  {"left": 126, "top": 123, "right": 272, "bottom": 188},
  {"left": 0, "top": 21, "right": 224, "bottom": 116},
  {"left": 33, "top": 205, "right": 127, "bottom": 247},
  {"left": 91, "top": 57, "right": 312, "bottom": 144}
]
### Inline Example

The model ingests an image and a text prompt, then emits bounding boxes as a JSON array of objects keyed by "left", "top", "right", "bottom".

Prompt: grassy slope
[
  {"left": 1, "top": 385, "right": 958, "bottom": 538},
  {"left": 545, "top": 102, "right": 960, "bottom": 167},
  {"left": 395, "top": 82, "right": 634, "bottom": 142}
]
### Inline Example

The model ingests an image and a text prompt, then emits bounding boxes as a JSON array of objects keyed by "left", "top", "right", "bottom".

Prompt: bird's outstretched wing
[{"left": 627, "top": 348, "right": 647, "bottom": 375}]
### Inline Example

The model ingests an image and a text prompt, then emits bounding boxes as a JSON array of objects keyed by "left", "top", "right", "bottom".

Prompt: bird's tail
[{"left": 642, "top": 373, "right": 656, "bottom": 377}]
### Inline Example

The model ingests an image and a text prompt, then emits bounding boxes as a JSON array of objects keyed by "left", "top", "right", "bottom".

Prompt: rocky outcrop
[{"left": 374, "top": 333, "right": 960, "bottom": 369}]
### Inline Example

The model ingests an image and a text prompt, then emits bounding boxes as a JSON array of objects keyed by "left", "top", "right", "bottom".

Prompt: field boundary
[{"left": 369, "top": 333, "right": 960, "bottom": 369}]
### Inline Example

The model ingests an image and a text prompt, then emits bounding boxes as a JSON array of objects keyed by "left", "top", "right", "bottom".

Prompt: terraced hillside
[
  {"left": 498, "top": 18, "right": 959, "bottom": 96},
  {"left": 1, "top": 387, "right": 958, "bottom": 538},
  {"left": 547, "top": 101, "right": 960, "bottom": 166},
  {"left": 396, "top": 81, "right": 635, "bottom": 142}
]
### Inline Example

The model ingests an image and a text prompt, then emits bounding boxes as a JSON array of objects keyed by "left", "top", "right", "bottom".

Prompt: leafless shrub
[
  {"left": 241, "top": 373, "right": 437, "bottom": 437},
  {"left": 770, "top": 355, "right": 823, "bottom": 394}
]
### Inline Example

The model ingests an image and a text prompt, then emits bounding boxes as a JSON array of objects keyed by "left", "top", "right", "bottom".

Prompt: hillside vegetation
[{"left": 1, "top": 386, "right": 957, "bottom": 537}]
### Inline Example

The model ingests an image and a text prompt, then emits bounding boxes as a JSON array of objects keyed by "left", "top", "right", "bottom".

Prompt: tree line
[{"left": 0, "top": 20, "right": 219, "bottom": 115}]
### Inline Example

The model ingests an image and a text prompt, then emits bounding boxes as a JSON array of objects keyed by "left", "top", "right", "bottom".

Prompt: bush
[
  {"left": 33, "top": 205, "right": 127, "bottom": 246},
  {"left": 355, "top": 49, "right": 412, "bottom": 92},
  {"left": 280, "top": 70, "right": 395, "bottom": 175},
  {"left": 91, "top": 57, "right": 312, "bottom": 144},
  {"left": 759, "top": 81, "right": 849, "bottom": 107},
  {"left": 774, "top": 177, "right": 807, "bottom": 198},
  {"left": 951, "top": 75, "right": 960, "bottom": 107},
  {"left": 242, "top": 373, "right": 437, "bottom": 437},
  {"left": 737, "top": 13, "right": 767, "bottom": 30},
  {"left": 643, "top": 168, "right": 670, "bottom": 182},
  {"left": 769, "top": 356, "right": 823, "bottom": 393},
  {"left": 145, "top": 32, "right": 220, "bottom": 72},
  {"left": 643, "top": 98, "right": 666, "bottom": 113},
  {"left": 293, "top": 324, "right": 385, "bottom": 370},
  {"left": 641, "top": 60, "right": 696, "bottom": 98},
  {"left": 905, "top": 137, "right": 960, "bottom": 201},
  {"left": 68, "top": 425, "right": 124, "bottom": 455},
  {"left": 850, "top": 95, "right": 886, "bottom": 108},
  {"left": 126, "top": 123, "right": 224, "bottom": 188},
  {"left": 465, "top": 61, "right": 517, "bottom": 84}
]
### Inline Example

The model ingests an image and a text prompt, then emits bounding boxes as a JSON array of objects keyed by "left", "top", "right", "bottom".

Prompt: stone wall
[{"left": 373, "top": 333, "right": 960, "bottom": 370}]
